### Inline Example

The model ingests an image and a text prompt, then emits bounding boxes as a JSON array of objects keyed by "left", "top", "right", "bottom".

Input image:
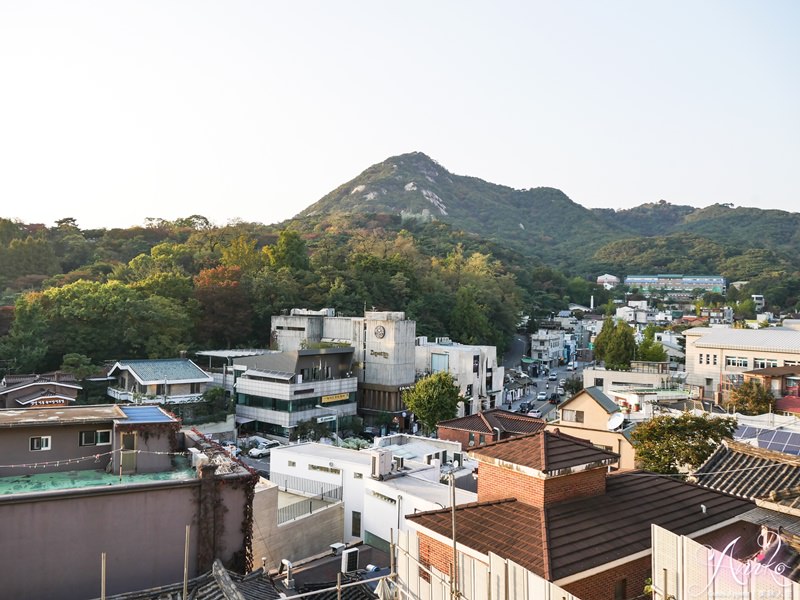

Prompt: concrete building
[
  {"left": 268, "top": 442, "right": 475, "bottom": 555},
  {"left": 0, "top": 405, "right": 254, "bottom": 599},
  {"left": 530, "top": 328, "right": 565, "bottom": 369},
  {"left": 596, "top": 273, "right": 620, "bottom": 290},
  {"left": 624, "top": 274, "right": 726, "bottom": 299},
  {"left": 231, "top": 347, "right": 358, "bottom": 438},
  {"left": 414, "top": 336, "right": 504, "bottom": 415},
  {"left": 271, "top": 309, "right": 416, "bottom": 426},
  {"left": 684, "top": 322, "right": 800, "bottom": 402}
]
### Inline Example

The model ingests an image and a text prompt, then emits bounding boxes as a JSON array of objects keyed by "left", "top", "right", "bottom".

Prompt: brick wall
[
  {"left": 436, "top": 427, "right": 496, "bottom": 450},
  {"left": 562, "top": 555, "right": 651, "bottom": 600},
  {"left": 477, "top": 460, "right": 607, "bottom": 507},
  {"left": 418, "top": 532, "right": 454, "bottom": 578}
]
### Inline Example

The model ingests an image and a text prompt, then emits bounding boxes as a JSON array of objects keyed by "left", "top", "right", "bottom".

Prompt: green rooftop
[{"left": 0, "top": 457, "right": 194, "bottom": 496}]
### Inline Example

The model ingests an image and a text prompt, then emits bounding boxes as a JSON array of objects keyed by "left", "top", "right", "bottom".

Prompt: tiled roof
[
  {"left": 408, "top": 471, "right": 753, "bottom": 581},
  {"left": 561, "top": 387, "right": 619, "bottom": 414},
  {"left": 14, "top": 390, "right": 77, "bottom": 405},
  {"left": 110, "top": 359, "right": 212, "bottom": 384},
  {"left": 694, "top": 440, "right": 800, "bottom": 500},
  {"left": 437, "top": 409, "right": 546, "bottom": 435},
  {"left": 469, "top": 430, "right": 618, "bottom": 473},
  {"left": 98, "top": 559, "right": 281, "bottom": 599},
  {"left": 745, "top": 366, "right": 800, "bottom": 377},
  {"left": 0, "top": 373, "right": 81, "bottom": 395}
]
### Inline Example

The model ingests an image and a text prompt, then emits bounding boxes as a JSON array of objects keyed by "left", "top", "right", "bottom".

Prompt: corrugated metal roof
[
  {"left": 583, "top": 387, "right": 620, "bottom": 414},
  {"left": 110, "top": 359, "right": 212, "bottom": 384},
  {"left": 689, "top": 327, "right": 800, "bottom": 354},
  {"left": 118, "top": 406, "right": 177, "bottom": 424}
]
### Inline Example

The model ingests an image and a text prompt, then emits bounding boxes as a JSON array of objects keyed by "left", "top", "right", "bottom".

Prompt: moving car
[
  {"left": 556, "top": 386, "right": 565, "bottom": 396},
  {"left": 528, "top": 409, "right": 543, "bottom": 418},
  {"left": 248, "top": 439, "right": 282, "bottom": 458},
  {"left": 537, "top": 391, "right": 548, "bottom": 401},
  {"left": 548, "top": 373, "right": 557, "bottom": 381}
]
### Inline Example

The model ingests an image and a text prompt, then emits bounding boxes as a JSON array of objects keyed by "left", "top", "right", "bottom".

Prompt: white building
[
  {"left": 414, "top": 336, "right": 504, "bottom": 415},
  {"left": 271, "top": 309, "right": 417, "bottom": 426},
  {"left": 268, "top": 442, "right": 476, "bottom": 553},
  {"left": 530, "top": 328, "right": 565, "bottom": 369},
  {"left": 685, "top": 322, "right": 800, "bottom": 402},
  {"left": 596, "top": 274, "right": 620, "bottom": 290}
]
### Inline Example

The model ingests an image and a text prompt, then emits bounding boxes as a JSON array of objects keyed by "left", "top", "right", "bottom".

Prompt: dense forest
[{"left": 0, "top": 214, "right": 608, "bottom": 376}]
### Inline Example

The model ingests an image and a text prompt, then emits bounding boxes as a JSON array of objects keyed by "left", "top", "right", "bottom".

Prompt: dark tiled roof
[
  {"left": 777, "top": 397, "right": 800, "bottom": 413},
  {"left": 744, "top": 366, "right": 800, "bottom": 377},
  {"left": 437, "top": 409, "right": 545, "bottom": 435},
  {"left": 469, "top": 430, "right": 618, "bottom": 473},
  {"left": 110, "top": 359, "right": 211, "bottom": 383},
  {"left": 408, "top": 471, "right": 754, "bottom": 581},
  {"left": 693, "top": 440, "right": 800, "bottom": 500},
  {"left": 0, "top": 372, "right": 81, "bottom": 395},
  {"left": 14, "top": 390, "right": 76, "bottom": 405},
  {"left": 583, "top": 387, "right": 621, "bottom": 413},
  {"left": 407, "top": 499, "right": 548, "bottom": 578},
  {"left": 98, "top": 559, "right": 281, "bottom": 599}
]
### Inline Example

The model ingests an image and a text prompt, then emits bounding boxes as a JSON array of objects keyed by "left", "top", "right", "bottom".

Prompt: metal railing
[
  {"left": 278, "top": 496, "right": 331, "bottom": 524},
  {"left": 271, "top": 472, "right": 343, "bottom": 502}
]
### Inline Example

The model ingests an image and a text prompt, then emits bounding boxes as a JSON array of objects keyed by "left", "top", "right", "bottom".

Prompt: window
[
  {"left": 352, "top": 511, "right": 362, "bottom": 537},
  {"left": 354, "top": 472, "right": 363, "bottom": 479},
  {"left": 726, "top": 356, "right": 748, "bottom": 368},
  {"left": 699, "top": 354, "right": 703, "bottom": 364},
  {"left": 562, "top": 409, "right": 585, "bottom": 423},
  {"left": 713, "top": 354, "right": 718, "bottom": 366},
  {"left": 614, "top": 579, "right": 627, "bottom": 600},
  {"left": 30, "top": 436, "right": 51, "bottom": 451},
  {"left": 288, "top": 460, "right": 296, "bottom": 467},
  {"left": 753, "top": 358, "right": 777, "bottom": 369},
  {"left": 478, "top": 434, "right": 485, "bottom": 445},
  {"left": 594, "top": 378, "right": 604, "bottom": 387},
  {"left": 80, "top": 430, "right": 111, "bottom": 446}
]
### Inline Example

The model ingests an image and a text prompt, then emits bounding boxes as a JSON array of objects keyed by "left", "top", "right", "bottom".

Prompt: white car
[
  {"left": 557, "top": 386, "right": 565, "bottom": 396},
  {"left": 537, "top": 391, "right": 547, "bottom": 401},
  {"left": 248, "top": 440, "right": 282, "bottom": 458},
  {"left": 528, "top": 409, "right": 543, "bottom": 418}
]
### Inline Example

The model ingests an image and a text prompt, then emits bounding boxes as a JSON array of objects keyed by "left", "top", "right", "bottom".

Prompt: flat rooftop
[
  {"left": 377, "top": 474, "right": 477, "bottom": 506},
  {"left": 0, "top": 404, "right": 177, "bottom": 428},
  {"left": 0, "top": 457, "right": 194, "bottom": 496},
  {"left": 272, "top": 442, "right": 373, "bottom": 465}
]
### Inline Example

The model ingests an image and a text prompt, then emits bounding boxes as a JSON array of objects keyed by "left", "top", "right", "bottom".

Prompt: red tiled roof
[
  {"left": 437, "top": 409, "right": 545, "bottom": 435},
  {"left": 407, "top": 471, "right": 753, "bottom": 581},
  {"left": 469, "top": 429, "right": 618, "bottom": 473}
]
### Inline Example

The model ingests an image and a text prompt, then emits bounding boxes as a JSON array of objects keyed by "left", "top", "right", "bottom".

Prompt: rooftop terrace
[{"left": 0, "top": 457, "right": 194, "bottom": 496}]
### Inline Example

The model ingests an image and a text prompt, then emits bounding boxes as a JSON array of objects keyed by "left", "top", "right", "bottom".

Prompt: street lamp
[{"left": 315, "top": 405, "right": 339, "bottom": 446}]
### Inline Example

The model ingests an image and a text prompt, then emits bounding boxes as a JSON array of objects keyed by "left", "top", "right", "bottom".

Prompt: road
[{"left": 504, "top": 362, "right": 587, "bottom": 421}]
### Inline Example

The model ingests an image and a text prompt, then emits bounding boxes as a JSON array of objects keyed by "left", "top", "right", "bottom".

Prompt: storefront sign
[{"left": 321, "top": 393, "right": 350, "bottom": 404}]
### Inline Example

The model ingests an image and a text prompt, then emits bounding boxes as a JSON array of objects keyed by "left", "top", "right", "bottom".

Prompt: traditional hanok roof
[
  {"left": 407, "top": 471, "right": 753, "bottom": 581},
  {"left": 108, "top": 359, "right": 212, "bottom": 384},
  {"left": 13, "top": 389, "right": 77, "bottom": 406},
  {"left": 0, "top": 372, "right": 82, "bottom": 395},
  {"left": 437, "top": 408, "right": 545, "bottom": 436},
  {"left": 693, "top": 439, "right": 800, "bottom": 500},
  {"left": 469, "top": 429, "right": 618, "bottom": 474},
  {"left": 98, "top": 559, "right": 282, "bottom": 599}
]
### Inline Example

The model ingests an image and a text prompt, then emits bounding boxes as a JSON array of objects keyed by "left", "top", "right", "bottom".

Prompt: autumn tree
[
  {"left": 402, "top": 371, "right": 461, "bottom": 434},
  {"left": 193, "top": 266, "right": 252, "bottom": 348},
  {"left": 631, "top": 413, "right": 737, "bottom": 474},
  {"left": 725, "top": 379, "right": 774, "bottom": 415}
]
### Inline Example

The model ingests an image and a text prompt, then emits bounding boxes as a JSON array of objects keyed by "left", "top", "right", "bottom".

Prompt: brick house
[
  {"left": 406, "top": 430, "right": 755, "bottom": 600},
  {"left": 436, "top": 408, "right": 545, "bottom": 449}
]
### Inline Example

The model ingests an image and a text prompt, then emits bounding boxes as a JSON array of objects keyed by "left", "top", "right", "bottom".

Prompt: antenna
[{"left": 607, "top": 412, "right": 625, "bottom": 431}]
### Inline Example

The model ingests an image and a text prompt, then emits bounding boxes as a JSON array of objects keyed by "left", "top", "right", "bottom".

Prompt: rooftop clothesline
[{"left": 0, "top": 447, "right": 188, "bottom": 470}]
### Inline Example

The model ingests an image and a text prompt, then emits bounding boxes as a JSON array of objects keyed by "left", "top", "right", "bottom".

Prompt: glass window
[
  {"left": 352, "top": 511, "right": 362, "bottom": 537},
  {"left": 30, "top": 436, "right": 51, "bottom": 451},
  {"left": 562, "top": 410, "right": 585, "bottom": 423}
]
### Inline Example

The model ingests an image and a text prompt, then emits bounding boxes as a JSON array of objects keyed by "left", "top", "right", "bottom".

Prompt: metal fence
[
  {"left": 270, "top": 472, "right": 343, "bottom": 502},
  {"left": 277, "top": 496, "right": 333, "bottom": 524}
]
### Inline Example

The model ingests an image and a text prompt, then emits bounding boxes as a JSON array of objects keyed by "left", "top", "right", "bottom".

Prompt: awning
[
  {"left": 235, "top": 416, "right": 255, "bottom": 425},
  {"left": 520, "top": 357, "right": 534, "bottom": 364}
]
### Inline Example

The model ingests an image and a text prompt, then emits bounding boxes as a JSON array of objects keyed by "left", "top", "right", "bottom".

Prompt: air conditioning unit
[
  {"left": 330, "top": 542, "right": 347, "bottom": 556},
  {"left": 453, "top": 452, "right": 463, "bottom": 468},
  {"left": 393, "top": 456, "right": 405, "bottom": 470},
  {"left": 370, "top": 449, "right": 393, "bottom": 479},
  {"left": 341, "top": 548, "right": 359, "bottom": 573}
]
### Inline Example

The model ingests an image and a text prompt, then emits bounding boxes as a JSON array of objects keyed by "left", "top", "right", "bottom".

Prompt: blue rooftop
[{"left": 118, "top": 405, "right": 177, "bottom": 424}]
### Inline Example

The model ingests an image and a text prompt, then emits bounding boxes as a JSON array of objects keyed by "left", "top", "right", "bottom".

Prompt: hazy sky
[{"left": 1, "top": 1, "right": 797, "bottom": 230}]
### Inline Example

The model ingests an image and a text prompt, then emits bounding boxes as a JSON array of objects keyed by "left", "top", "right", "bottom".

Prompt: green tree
[
  {"left": 631, "top": 413, "right": 737, "bottom": 474},
  {"left": 402, "top": 371, "right": 461, "bottom": 434},
  {"left": 267, "top": 230, "right": 309, "bottom": 271},
  {"left": 594, "top": 318, "right": 636, "bottom": 369},
  {"left": 725, "top": 379, "right": 774, "bottom": 415},
  {"left": 60, "top": 353, "right": 98, "bottom": 380},
  {"left": 637, "top": 325, "right": 668, "bottom": 362}
]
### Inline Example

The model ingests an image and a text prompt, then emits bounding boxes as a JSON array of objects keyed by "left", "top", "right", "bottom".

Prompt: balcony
[{"left": 107, "top": 387, "right": 204, "bottom": 404}]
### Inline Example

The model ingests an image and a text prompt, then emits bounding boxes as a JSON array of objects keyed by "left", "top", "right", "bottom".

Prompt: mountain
[
  {"left": 296, "top": 152, "right": 627, "bottom": 270},
  {"left": 293, "top": 152, "right": 800, "bottom": 279}
]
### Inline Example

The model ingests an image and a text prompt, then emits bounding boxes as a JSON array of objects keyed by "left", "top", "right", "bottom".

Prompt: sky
[{"left": 1, "top": 1, "right": 798, "bottom": 230}]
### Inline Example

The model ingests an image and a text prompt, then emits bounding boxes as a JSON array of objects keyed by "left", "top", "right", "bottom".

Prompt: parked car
[
  {"left": 248, "top": 440, "right": 282, "bottom": 458},
  {"left": 559, "top": 379, "right": 566, "bottom": 387},
  {"left": 536, "top": 391, "right": 547, "bottom": 401},
  {"left": 566, "top": 364, "right": 574, "bottom": 371},
  {"left": 556, "top": 386, "right": 565, "bottom": 396},
  {"left": 528, "top": 409, "right": 543, "bottom": 418}
]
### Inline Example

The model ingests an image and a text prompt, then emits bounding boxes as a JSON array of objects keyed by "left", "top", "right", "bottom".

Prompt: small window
[
  {"left": 614, "top": 578, "right": 627, "bottom": 600},
  {"left": 699, "top": 354, "right": 704, "bottom": 364},
  {"left": 352, "top": 510, "right": 362, "bottom": 537},
  {"left": 354, "top": 472, "right": 363, "bottom": 479},
  {"left": 288, "top": 460, "right": 296, "bottom": 467},
  {"left": 30, "top": 436, "right": 51, "bottom": 452},
  {"left": 80, "top": 430, "right": 112, "bottom": 446},
  {"left": 478, "top": 434, "right": 485, "bottom": 445}
]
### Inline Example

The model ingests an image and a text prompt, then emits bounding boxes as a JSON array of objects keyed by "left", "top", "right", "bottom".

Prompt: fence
[{"left": 270, "top": 472, "right": 343, "bottom": 502}]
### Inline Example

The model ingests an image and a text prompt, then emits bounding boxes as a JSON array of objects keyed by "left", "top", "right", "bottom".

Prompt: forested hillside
[{"left": 0, "top": 214, "right": 605, "bottom": 376}]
